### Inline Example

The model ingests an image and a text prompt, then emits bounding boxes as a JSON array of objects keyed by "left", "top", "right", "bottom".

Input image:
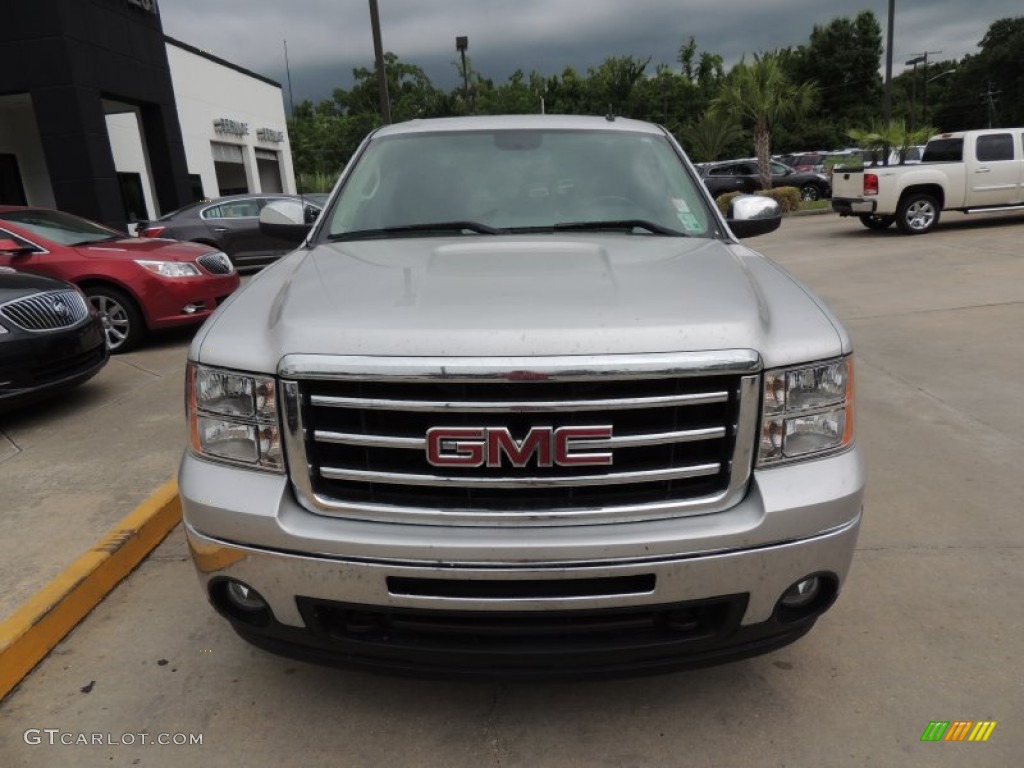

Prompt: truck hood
[{"left": 192, "top": 235, "right": 847, "bottom": 372}]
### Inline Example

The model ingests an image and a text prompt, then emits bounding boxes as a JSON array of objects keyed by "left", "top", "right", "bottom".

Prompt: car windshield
[
  {"left": 0, "top": 209, "right": 124, "bottom": 245},
  {"left": 324, "top": 128, "right": 712, "bottom": 240}
]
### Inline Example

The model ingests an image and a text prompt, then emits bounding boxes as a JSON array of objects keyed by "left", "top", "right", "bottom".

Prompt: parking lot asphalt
[{"left": 2, "top": 211, "right": 1023, "bottom": 767}]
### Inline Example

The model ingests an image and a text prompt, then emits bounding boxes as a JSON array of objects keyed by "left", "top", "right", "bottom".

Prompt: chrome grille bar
[
  {"left": 310, "top": 391, "right": 729, "bottom": 413},
  {"left": 320, "top": 463, "right": 722, "bottom": 488},
  {"left": 313, "top": 426, "right": 727, "bottom": 450},
  {"left": 0, "top": 290, "right": 89, "bottom": 332}
]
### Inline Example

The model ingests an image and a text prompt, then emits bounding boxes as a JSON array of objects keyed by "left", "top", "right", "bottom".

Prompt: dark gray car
[
  {"left": 138, "top": 194, "right": 321, "bottom": 270},
  {"left": 699, "top": 160, "right": 832, "bottom": 201}
]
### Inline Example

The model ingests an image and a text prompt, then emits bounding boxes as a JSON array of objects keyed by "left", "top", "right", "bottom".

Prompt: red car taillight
[
  {"left": 139, "top": 226, "right": 165, "bottom": 238},
  {"left": 863, "top": 174, "right": 879, "bottom": 196}
]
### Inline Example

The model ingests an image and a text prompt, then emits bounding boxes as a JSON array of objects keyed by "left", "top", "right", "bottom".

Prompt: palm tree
[
  {"left": 680, "top": 112, "right": 744, "bottom": 163},
  {"left": 712, "top": 52, "right": 818, "bottom": 190},
  {"left": 848, "top": 120, "right": 937, "bottom": 164}
]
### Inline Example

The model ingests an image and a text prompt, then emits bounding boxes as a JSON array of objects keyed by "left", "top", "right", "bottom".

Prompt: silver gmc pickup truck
[{"left": 179, "top": 115, "right": 864, "bottom": 678}]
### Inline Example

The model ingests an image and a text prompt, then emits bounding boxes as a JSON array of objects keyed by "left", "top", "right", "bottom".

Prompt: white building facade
[{"left": 0, "top": 30, "right": 293, "bottom": 227}]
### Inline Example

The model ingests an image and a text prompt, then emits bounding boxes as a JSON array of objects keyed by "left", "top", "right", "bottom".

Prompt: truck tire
[
  {"left": 858, "top": 214, "right": 895, "bottom": 231},
  {"left": 896, "top": 192, "right": 940, "bottom": 235}
]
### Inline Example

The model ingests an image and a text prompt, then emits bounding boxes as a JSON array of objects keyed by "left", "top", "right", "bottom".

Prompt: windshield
[
  {"left": 0, "top": 209, "right": 124, "bottom": 245},
  {"left": 324, "top": 129, "right": 712, "bottom": 240}
]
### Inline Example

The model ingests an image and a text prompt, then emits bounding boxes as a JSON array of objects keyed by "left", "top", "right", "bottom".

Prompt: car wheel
[
  {"left": 800, "top": 184, "right": 822, "bottom": 202},
  {"left": 858, "top": 214, "right": 896, "bottom": 231},
  {"left": 896, "top": 192, "right": 940, "bottom": 235},
  {"left": 85, "top": 286, "right": 145, "bottom": 353}
]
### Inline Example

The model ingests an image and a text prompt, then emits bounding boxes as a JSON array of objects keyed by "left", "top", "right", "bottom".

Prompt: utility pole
[
  {"left": 917, "top": 50, "right": 941, "bottom": 126},
  {"left": 904, "top": 55, "right": 925, "bottom": 132},
  {"left": 981, "top": 83, "right": 1000, "bottom": 128},
  {"left": 456, "top": 36, "right": 470, "bottom": 111},
  {"left": 883, "top": 0, "right": 895, "bottom": 164},
  {"left": 368, "top": 0, "right": 391, "bottom": 124}
]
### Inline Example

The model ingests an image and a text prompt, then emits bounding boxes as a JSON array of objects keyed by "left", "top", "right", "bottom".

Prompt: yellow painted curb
[{"left": 0, "top": 478, "right": 182, "bottom": 701}]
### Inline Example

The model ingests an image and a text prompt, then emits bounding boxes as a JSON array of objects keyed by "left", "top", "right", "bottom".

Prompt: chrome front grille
[
  {"left": 197, "top": 252, "right": 233, "bottom": 275},
  {"left": 0, "top": 290, "right": 89, "bottom": 331},
  {"left": 281, "top": 353, "right": 761, "bottom": 525}
]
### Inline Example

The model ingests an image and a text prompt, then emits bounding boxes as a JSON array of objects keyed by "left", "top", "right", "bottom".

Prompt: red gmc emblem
[{"left": 426, "top": 426, "right": 614, "bottom": 468}]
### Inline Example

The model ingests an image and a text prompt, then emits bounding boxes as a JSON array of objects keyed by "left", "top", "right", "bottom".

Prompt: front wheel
[
  {"left": 896, "top": 193, "right": 941, "bottom": 234},
  {"left": 85, "top": 286, "right": 145, "bottom": 353},
  {"left": 858, "top": 214, "right": 895, "bottom": 231}
]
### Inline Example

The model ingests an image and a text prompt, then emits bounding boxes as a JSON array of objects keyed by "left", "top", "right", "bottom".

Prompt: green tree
[
  {"left": 713, "top": 52, "right": 818, "bottom": 189},
  {"left": 783, "top": 11, "right": 883, "bottom": 128},
  {"left": 679, "top": 112, "right": 745, "bottom": 162}
]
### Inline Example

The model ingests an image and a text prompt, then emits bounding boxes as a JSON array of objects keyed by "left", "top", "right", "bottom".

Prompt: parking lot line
[{"left": 0, "top": 478, "right": 181, "bottom": 702}]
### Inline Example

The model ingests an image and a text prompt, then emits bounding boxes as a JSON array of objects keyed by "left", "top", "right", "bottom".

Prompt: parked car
[
  {"left": 137, "top": 194, "right": 322, "bottom": 271},
  {"left": 0, "top": 206, "right": 239, "bottom": 352},
  {"left": 0, "top": 267, "right": 108, "bottom": 410},
  {"left": 776, "top": 152, "right": 828, "bottom": 173},
  {"left": 699, "top": 160, "right": 832, "bottom": 201}
]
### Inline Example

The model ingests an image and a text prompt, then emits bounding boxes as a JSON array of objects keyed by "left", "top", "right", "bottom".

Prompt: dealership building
[{"left": 0, "top": 0, "right": 295, "bottom": 232}]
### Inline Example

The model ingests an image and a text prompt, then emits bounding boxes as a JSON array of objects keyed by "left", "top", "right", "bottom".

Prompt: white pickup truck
[{"left": 832, "top": 128, "right": 1024, "bottom": 233}]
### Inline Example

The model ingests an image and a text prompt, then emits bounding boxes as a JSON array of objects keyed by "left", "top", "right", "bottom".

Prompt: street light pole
[{"left": 368, "top": 0, "right": 391, "bottom": 124}]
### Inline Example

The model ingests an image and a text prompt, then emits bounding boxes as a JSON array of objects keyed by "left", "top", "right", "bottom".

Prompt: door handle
[
  {"left": 213, "top": 227, "right": 229, "bottom": 232},
  {"left": 975, "top": 167, "right": 991, "bottom": 173}
]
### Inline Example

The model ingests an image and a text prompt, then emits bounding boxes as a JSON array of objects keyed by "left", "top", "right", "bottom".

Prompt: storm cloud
[{"left": 160, "top": 0, "right": 1020, "bottom": 103}]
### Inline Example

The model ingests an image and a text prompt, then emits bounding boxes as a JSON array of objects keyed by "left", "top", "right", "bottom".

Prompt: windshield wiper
[
  {"left": 328, "top": 221, "right": 500, "bottom": 241},
  {"left": 551, "top": 219, "right": 685, "bottom": 236}
]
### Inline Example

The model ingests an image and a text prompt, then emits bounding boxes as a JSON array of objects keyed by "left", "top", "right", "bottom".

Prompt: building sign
[
  {"left": 126, "top": 0, "right": 160, "bottom": 14},
  {"left": 213, "top": 118, "right": 249, "bottom": 137},
  {"left": 256, "top": 128, "right": 285, "bottom": 144}
]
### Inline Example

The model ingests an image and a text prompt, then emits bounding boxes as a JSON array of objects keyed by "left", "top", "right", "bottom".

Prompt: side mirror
[
  {"left": 0, "top": 238, "right": 35, "bottom": 257},
  {"left": 726, "top": 195, "right": 782, "bottom": 239},
  {"left": 259, "top": 200, "right": 312, "bottom": 244}
]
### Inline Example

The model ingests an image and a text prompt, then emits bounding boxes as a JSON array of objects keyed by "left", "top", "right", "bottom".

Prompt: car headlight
[
  {"left": 135, "top": 259, "right": 201, "bottom": 278},
  {"left": 758, "top": 356, "right": 853, "bottom": 466},
  {"left": 186, "top": 363, "right": 283, "bottom": 472}
]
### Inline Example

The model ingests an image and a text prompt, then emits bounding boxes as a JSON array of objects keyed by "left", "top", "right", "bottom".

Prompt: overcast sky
[{"left": 160, "top": 1, "right": 1020, "bottom": 103}]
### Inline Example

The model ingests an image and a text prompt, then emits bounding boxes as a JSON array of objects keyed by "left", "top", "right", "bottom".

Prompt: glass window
[
  {"left": 922, "top": 138, "right": 964, "bottom": 163},
  {"left": 0, "top": 209, "right": 122, "bottom": 245},
  {"left": 0, "top": 226, "right": 44, "bottom": 252},
  {"left": 770, "top": 162, "right": 790, "bottom": 175},
  {"left": 708, "top": 166, "right": 733, "bottom": 176},
  {"left": 325, "top": 129, "right": 712, "bottom": 238},
  {"left": 976, "top": 134, "right": 1014, "bottom": 162},
  {"left": 203, "top": 200, "right": 261, "bottom": 219}
]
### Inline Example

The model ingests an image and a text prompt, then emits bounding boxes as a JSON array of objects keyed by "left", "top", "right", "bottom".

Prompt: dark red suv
[{"left": 0, "top": 207, "right": 239, "bottom": 352}]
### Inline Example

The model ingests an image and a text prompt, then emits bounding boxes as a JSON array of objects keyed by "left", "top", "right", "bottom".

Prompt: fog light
[
  {"left": 225, "top": 580, "right": 267, "bottom": 611},
  {"left": 182, "top": 303, "right": 202, "bottom": 314},
  {"left": 780, "top": 577, "right": 821, "bottom": 608}
]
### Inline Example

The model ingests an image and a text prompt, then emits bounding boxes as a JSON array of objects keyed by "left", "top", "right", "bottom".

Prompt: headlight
[
  {"left": 186, "top": 363, "right": 283, "bottom": 472},
  {"left": 758, "top": 356, "right": 853, "bottom": 466},
  {"left": 135, "top": 259, "right": 201, "bottom": 278}
]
